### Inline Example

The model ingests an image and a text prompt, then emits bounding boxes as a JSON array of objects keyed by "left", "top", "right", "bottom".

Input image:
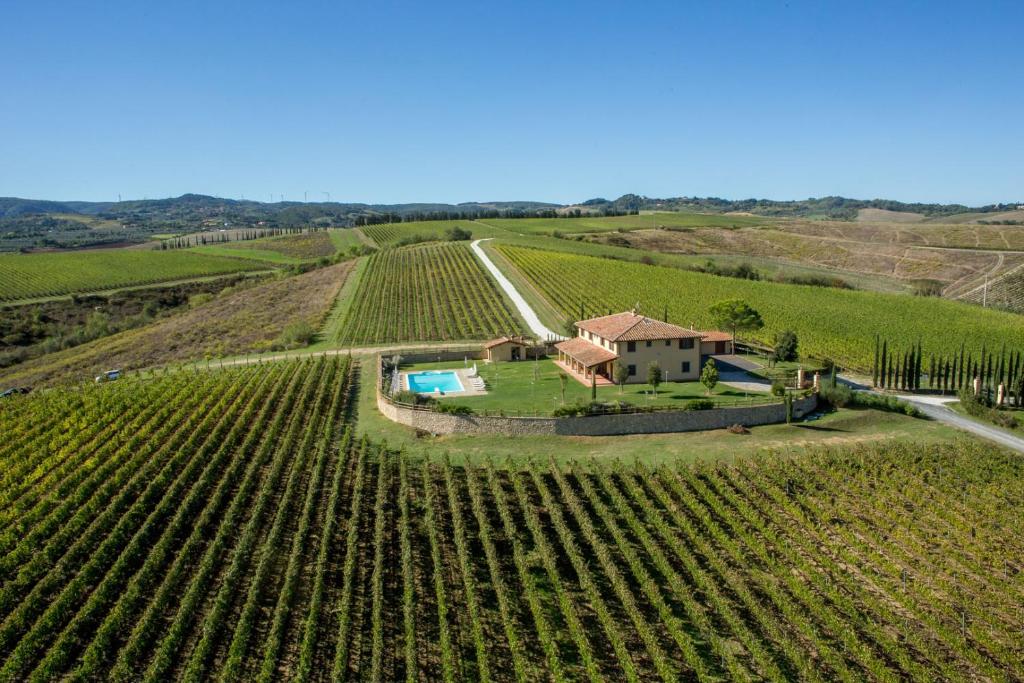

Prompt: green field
[
  {"left": 335, "top": 242, "right": 525, "bottom": 345},
  {"left": 0, "top": 357, "right": 1019, "bottom": 681},
  {"left": 497, "top": 244, "right": 1024, "bottom": 371},
  {"left": 0, "top": 249, "right": 265, "bottom": 302}
]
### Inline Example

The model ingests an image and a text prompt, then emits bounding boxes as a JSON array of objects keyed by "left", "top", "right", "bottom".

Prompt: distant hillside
[
  {"left": 579, "top": 194, "right": 1023, "bottom": 221},
  {"left": 2, "top": 192, "right": 1020, "bottom": 250},
  {"left": 0, "top": 194, "right": 565, "bottom": 250}
]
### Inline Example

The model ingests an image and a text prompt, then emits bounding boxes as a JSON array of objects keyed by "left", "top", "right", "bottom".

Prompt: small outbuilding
[
  {"left": 483, "top": 335, "right": 530, "bottom": 362},
  {"left": 698, "top": 330, "right": 734, "bottom": 357}
]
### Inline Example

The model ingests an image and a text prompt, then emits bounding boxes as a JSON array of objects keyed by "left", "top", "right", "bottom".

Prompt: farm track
[{"left": 1, "top": 358, "right": 1022, "bottom": 680}]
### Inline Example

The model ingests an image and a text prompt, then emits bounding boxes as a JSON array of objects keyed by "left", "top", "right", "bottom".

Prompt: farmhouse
[
  {"left": 555, "top": 311, "right": 732, "bottom": 385},
  {"left": 483, "top": 335, "right": 530, "bottom": 362}
]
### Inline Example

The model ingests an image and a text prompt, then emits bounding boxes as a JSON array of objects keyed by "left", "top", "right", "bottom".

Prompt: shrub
[
  {"left": 685, "top": 398, "right": 715, "bottom": 411},
  {"left": 189, "top": 293, "right": 215, "bottom": 308},
  {"left": 436, "top": 402, "right": 474, "bottom": 415},
  {"left": 552, "top": 400, "right": 590, "bottom": 417},
  {"left": 849, "top": 391, "right": 922, "bottom": 417},
  {"left": 959, "top": 388, "right": 1018, "bottom": 428},
  {"left": 771, "top": 380, "right": 787, "bottom": 397},
  {"left": 392, "top": 389, "right": 435, "bottom": 406},
  {"left": 278, "top": 320, "right": 317, "bottom": 348},
  {"left": 445, "top": 226, "right": 473, "bottom": 241},
  {"left": 818, "top": 384, "right": 852, "bottom": 408}
]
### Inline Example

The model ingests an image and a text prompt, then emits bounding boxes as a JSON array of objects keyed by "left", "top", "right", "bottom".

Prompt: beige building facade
[{"left": 556, "top": 311, "right": 713, "bottom": 384}]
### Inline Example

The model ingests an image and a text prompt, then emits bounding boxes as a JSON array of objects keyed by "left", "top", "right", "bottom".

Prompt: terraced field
[
  {"left": 335, "top": 242, "right": 524, "bottom": 344},
  {"left": 1, "top": 362, "right": 1019, "bottom": 681},
  {"left": 0, "top": 249, "right": 264, "bottom": 302},
  {"left": 497, "top": 244, "right": 1024, "bottom": 371}
]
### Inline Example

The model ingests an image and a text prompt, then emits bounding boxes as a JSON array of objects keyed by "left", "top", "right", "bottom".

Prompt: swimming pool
[{"left": 406, "top": 370, "right": 465, "bottom": 394}]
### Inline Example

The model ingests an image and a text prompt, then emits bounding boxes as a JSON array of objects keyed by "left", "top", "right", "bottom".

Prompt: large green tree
[{"left": 709, "top": 299, "right": 764, "bottom": 343}]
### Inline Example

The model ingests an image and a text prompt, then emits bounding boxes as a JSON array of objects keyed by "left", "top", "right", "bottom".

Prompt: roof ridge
[{"left": 613, "top": 315, "right": 646, "bottom": 341}]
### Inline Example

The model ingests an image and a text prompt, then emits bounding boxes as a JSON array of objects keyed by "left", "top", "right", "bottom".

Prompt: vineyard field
[
  {"left": 335, "top": 242, "right": 525, "bottom": 344},
  {"left": 360, "top": 220, "right": 508, "bottom": 247},
  {"left": 0, "top": 249, "right": 265, "bottom": 302},
  {"left": 0, "top": 359, "right": 1021, "bottom": 680},
  {"left": 480, "top": 211, "right": 771, "bottom": 234},
  {"left": 214, "top": 230, "right": 338, "bottom": 261},
  {"left": 497, "top": 245, "right": 1024, "bottom": 371}
]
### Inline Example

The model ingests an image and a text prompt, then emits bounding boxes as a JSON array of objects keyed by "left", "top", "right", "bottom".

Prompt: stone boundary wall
[{"left": 377, "top": 390, "right": 818, "bottom": 437}]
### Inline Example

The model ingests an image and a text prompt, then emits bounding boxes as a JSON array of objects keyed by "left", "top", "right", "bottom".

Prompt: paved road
[
  {"left": 470, "top": 239, "right": 564, "bottom": 341},
  {"left": 711, "top": 355, "right": 774, "bottom": 393},
  {"left": 898, "top": 394, "right": 1024, "bottom": 454}
]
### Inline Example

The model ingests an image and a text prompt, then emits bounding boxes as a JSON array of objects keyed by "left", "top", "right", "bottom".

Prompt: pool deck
[{"left": 400, "top": 368, "right": 488, "bottom": 397}]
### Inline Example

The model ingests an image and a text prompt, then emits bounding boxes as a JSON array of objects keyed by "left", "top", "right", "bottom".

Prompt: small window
[
  {"left": 627, "top": 341, "right": 636, "bottom": 352},
  {"left": 627, "top": 364, "right": 636, "bottom": 376},
  {"left": 681, "top": 361, "right": 691, "bottom": 374},
  {"left": 680, "top": 338, "right": 694, "bottom": 349},
  {"left": 665, "top": 339, "right": 671, "bottom": 347},
  {"left": 645, "top": 340, "right": 652, "bottom": 348}
]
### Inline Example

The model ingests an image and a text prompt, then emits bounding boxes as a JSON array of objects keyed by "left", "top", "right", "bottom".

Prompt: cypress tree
[
  {"left": 872, "top": 335, "right": 880, "bottom": 387},
  {"left": 929, "top": 355, "right": 936, "bottom": 391},
  {"left": 915, "top": 342, "right": 923, "bottom": 390},
  {"left": 880, "top": 340, "right": 888, "bottom": 388},
  {"left": 958, "top": 343, "right": 966, "bottom": 388}
]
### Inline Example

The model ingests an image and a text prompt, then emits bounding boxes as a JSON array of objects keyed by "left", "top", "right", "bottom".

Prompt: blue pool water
[{"left": 406, "top": 370, "right": 464, "bottom": 394}]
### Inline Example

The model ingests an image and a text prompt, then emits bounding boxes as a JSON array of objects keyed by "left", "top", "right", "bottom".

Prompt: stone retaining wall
[{"left": 378, "top": 391, "right": 818, "bottom": 437}]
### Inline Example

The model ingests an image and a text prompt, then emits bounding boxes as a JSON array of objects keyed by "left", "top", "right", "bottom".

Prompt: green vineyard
[
  {"left": 335, "top": 242, "right": 524, "bottom": 345},
  {"left": 0, "top": 250, "right": 264, "bottom": 302},
  {"left": 497, "top": 244, "right": 1024, "bottom": 371},
  {"left": 0, "top": 358, "right": 1020, "bottom": 680}
]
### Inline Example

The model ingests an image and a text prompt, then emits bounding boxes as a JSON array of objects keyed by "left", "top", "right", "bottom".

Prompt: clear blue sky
[{"left": 2, "top": 0, "right": 1021, "bottom": 205}]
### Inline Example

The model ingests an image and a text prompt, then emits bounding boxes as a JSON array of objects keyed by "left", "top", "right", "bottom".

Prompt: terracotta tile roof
[
  {"left": 576, "top": 311, "right": 702, "bottom": 342},
  {"left": 555, "top": 337, "right": 619, "bottom": 367},
  {"left": 483, "top": 335, "right": 530, "bottom": 349},
  {"left": 698, "top": 330, "right": 733, "bottom": 342}
]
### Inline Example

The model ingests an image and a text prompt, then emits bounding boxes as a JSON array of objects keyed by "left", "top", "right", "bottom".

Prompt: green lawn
[{"left": 401, "top": 358, "right": 769, "bottom": 415}]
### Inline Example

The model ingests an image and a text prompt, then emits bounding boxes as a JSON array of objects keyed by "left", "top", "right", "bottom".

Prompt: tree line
[{"left": 872, "top": 335, "right": 1024, "bottom": 406}]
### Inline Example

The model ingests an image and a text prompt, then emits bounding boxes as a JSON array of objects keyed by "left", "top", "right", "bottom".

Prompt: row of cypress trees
[
  {"left": 160, "top": 226, "right": 321, "bottom": 250},
  {"left": 872, "top": 335, "right": 1024, "bottom": 405}
]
